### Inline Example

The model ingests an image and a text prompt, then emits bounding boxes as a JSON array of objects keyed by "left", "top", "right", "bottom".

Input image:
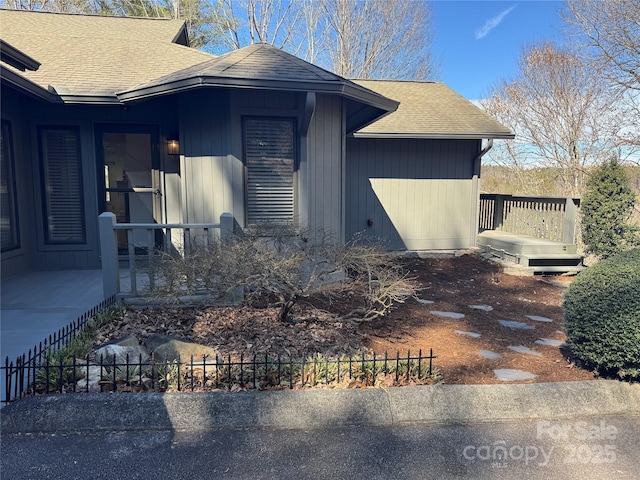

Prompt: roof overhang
[
  {"left": 117, "top": 75, "right": 399, "bottom": 132},
  {"left": 46, "top": 86, "right": 121, "bottom": 105},
  {"left": 0, "top": 39, "right": 40, "bottom": 72},
  {"left": 1, "top": 66, "right": 58, "bottom": 102},
  {"left": 352, "top": 132, "right": 516, "bottom": 140},
  {"left": 118, "top": 76, "right": 397, "bottom": 107}
]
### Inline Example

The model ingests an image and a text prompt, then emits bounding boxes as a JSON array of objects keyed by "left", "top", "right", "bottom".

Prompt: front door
[{"left": 96, "top": 125, "right": 161, "bottom": 252}]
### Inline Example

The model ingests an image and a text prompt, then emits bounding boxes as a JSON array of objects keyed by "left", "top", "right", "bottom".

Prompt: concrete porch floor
[{"left": 1, "top": 270, "right": 106, "bottom": 364}]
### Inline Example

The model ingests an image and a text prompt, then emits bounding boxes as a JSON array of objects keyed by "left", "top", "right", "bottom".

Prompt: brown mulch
[{"left": 94, "top": 254, "right": 597, "bottom": 385}]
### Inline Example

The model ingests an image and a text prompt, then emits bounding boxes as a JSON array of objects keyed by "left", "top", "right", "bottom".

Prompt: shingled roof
[
  {"left": 353, "top": 80, "right": 514, "bottom": 139},
  {"left": 0, "top": 9, "right": 212, "bottom": 102},
  {"left": 117, "top": 43, "right": 398, "bottom": 112}
]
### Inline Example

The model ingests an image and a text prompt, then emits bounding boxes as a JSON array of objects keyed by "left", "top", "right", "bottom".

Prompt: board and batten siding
[
  {"left": 345, "top": 138, "right": 481, "bottom": 250},
  {"left": 179, "top": 89, "right": 240, "bottom": 226},
  {"left": 179, "top": 89, "right": 345, "bottom": 242},
  {"left": 300, "top": 94, "right": 345, "bottom": 242}
]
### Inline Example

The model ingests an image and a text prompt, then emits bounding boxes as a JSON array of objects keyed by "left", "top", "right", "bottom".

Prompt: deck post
[
  {"left": 563, "top": 197, "right": 579, "bottom": 244},
  {"left": 99, "top": 212, "right": 119, "bottom": 299},
  {"left": 220, "top": 212, "right": 234, "bottom": 241},
  {"left": 492, "top": 194, "right": 507, "bottom": 231}
]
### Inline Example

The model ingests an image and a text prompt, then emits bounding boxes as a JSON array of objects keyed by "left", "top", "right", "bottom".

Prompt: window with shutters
[
  {"left": 243, "top": 118, "right": 296, "bottom": 225},
  {"left": 1, "top": 120, "right": 19, "bottom": 252},
  {"left": 39, "top": 127, "right": 86, "bottom": 244}
]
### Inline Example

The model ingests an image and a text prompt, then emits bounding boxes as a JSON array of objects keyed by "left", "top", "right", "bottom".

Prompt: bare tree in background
[
  {"left": 4, "top": 0, "right": 437, "bottom": 80},
  {"left": 563, "top": 0, "right": 640, "bottom": 148},
  {"left": 216, "top": 0, "right": 437, "bottom": 80},
  {"left": 216, "top": 0, "right": 303, "bottom": 51},
  {"left": 319, "top": 0, "right": 435, "bottom": 79},
  {"left": 482, "top": 42, "right": 623, "bottom": 197}
]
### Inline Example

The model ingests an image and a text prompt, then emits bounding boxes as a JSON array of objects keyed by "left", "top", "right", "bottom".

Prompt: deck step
[
  {"left": 478, "top": 231, "right": 584, "bottom": 273},
  {"left": 520, "top": 254, "right": 583, "bottom": 268},
  {"left": 477, "top": 231, "right": 577, "bottom": 255}
]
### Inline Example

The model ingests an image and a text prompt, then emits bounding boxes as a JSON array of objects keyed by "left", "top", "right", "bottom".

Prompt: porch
[{"left": 477, "top": 194, "right": 583, "bottom": 273}]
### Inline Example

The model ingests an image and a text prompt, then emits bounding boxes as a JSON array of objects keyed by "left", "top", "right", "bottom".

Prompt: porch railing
[
  {"left": 98, "top": 212, "right": 235, "bottom": 298},
  {"left": 479, "top": 194, "right": 580, "bottom": 244}
]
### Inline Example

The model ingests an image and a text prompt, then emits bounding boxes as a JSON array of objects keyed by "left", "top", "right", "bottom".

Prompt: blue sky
[{"left": 431, "top": 0, "right": 567, "bottom": 100}]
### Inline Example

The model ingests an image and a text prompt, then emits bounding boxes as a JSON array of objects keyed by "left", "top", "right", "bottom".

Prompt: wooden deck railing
[
  {"left": 479, "top": 194, "right": 580, "bottom": 244},
  {"left": 98, "top": 212, "right": 235, "bottom": 298}
]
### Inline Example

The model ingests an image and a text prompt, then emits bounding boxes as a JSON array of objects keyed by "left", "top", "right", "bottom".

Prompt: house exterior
[{"left": 0, "top": 9, "right": 513, "bottom": 281}]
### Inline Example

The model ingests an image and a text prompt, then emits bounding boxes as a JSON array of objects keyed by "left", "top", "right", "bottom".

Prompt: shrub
[
  {"left": 148, "top": 225, "right": 419, "bottom": 323},
  {"left": 563, "top": 248, "right": 640, "bottom": 380},
  {"left": 581, "top": 158, "right": 639, "bottom": 259}
]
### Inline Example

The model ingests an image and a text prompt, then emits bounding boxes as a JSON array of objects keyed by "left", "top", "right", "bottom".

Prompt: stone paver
[
  {"left": 508, "top": 345, "right": 543, "bottom": 357},
  {"left": 477, "top": 350, "right": 502, "bottom": 359},
  {"left": 430, "top": 311, "right": 465, "bottom": 319},
  {"left": 526, "top": 315, "right": 553, "bottom": 323},
  {"left": 535, "top": 338, "right": 567, "bottom": 347},
  {"left": 455, "top": 330, "right": 481, "bottom": 338},
  {"left": 469, "top": 305, "right": 493, "bottom": 311},
  {"left": 417, "top": 298, "right": 435, "bottom": 304},
  {"left": 498, "top": 320, "right": 534, "bottom": 330},
  {"left": 494, "top": 369, "right": 537, "bottom": 381}
]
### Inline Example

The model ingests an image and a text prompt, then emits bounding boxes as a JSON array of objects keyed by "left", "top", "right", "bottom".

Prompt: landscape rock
[
  {"left": 149, "top": 337, "right": 220, "bottom": 363},
  {"left": 94, "top": 343, "right": 149, "bottom": 364}
]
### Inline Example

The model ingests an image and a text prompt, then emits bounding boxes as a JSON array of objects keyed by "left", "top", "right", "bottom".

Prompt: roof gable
[
  {"left": 119, "top": 43, "right": 374, "bottom": 98},
  {"left": 117, "top": 43, "right": 399, "bottom": 133},
  {"left": 353, "top": 80, "right": 514, "bottom": 140}
]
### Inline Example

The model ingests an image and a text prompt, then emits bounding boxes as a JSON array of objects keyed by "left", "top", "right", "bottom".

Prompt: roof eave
[
  {"left": 56, "top": 93, "right": 121, "bottom": 105},
  {"left": 1, "top": 66, "right": 58, "bottom": 102},
  {"left": 117, "top": 76, "right": 400, "bottom": 110},
  {"left": 0, "top": 40, "right": 41, "bottom": 72},
  {"left": 351, "top": 132, "right": 516, "bottom": 140}
]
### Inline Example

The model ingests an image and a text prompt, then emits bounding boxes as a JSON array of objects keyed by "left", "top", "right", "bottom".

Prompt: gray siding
[
  {"left": 179, "top": 90, "right": 347, "bottom": 241},
  {"left": 179, "top": 89, "right": 236, "bottom": 224},
  {"left": 301, "top": 94, "right": 345, "bottom": 242},
  {"left": 346, "top": 138, "right": 481, "bottom": 250}
]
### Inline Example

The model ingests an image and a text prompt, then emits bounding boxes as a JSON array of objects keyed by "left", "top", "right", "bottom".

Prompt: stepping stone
[
  {"left": 508, "top": 345, "right": 543, "bottom": 357},
  {"left": 494, "top": 369, "right": 537, "bottom": 381},
  {"left": 469, "top": 305, "right": 493, "bottom": 311},
  {"left": 526, "top": 315, "right": 553, "bottom": 323},
  {"left": 535, "top": 338, "right": 567, "bottom": 347},
  {"left": 498, "top": 320, "right": 534, "bottom": 330},
  {"left": 431, "top": 311, "right": 465, "bottom": 319},
  {"left": 478, "top": 350, "right": 502, "bottom": 359},
  {"left": 417, "top": 298, "right": 435, "bottom": 304},
  {"left": 455, "top": 330, "right": 481, "bottom": 338}
]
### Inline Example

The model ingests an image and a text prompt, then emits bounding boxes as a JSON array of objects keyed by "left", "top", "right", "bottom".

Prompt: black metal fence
[
  {"left": 5, "top": 348, "right": 437, "bottom": 403},
  {"left": 2, "top": 295, "right": 117, "bottom": 405}
]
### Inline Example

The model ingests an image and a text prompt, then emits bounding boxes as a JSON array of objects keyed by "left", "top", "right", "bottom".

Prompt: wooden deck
[{"left": 477, "top": 230, "right": 583, "bottom": 273}]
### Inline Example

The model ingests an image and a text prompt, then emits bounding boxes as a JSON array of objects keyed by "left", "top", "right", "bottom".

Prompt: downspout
[
  {"left": 474, "top": 138, "right": 493, "bottom": 175},
  {"left": 472, "top": 138, "right": 494, "bottom": 247}
]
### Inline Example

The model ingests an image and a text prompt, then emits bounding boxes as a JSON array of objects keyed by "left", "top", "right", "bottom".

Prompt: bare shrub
[{"left": 148, "top": 225, "right": 419, "bottom": 322}]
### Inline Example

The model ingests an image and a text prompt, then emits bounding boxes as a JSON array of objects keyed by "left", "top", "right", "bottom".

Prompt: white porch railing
[{"left": 98, "top": 212, "right": 235, "bottom": 298}]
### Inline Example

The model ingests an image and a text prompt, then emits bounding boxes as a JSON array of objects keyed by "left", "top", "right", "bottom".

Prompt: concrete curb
[{"left": 2, "top": 381, "right": 639, "bottom": 434}]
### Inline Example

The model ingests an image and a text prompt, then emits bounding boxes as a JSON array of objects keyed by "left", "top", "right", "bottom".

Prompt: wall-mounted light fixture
[{"left": 167, "top": 138, "right": 180, "bottom": 155}]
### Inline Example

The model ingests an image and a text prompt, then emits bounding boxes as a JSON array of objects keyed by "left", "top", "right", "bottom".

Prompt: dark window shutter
[
  {"left": 244, "top": 118, "right": 295, "bottom": 225},
  {"left": 40, "top": 127, "right": 86, "bottom": 244}
]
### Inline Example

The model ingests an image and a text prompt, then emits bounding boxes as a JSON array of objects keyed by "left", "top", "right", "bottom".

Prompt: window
[
  {"left": 39, "top": 127, "right": 86, "bottom": 244},
  {"left": 1, "top": 120, "right": 19, "bottom": 252},
  {"left": 244, "top": 118, "right": 296, "bottom": 225}
]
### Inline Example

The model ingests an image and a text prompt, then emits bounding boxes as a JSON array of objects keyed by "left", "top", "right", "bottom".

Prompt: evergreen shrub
[
  {"left": 581, "top": 158, "right": 638, "bottom": 258},
  {"left": 563, "top": 248, "right": 640, "bottom": 380}
]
